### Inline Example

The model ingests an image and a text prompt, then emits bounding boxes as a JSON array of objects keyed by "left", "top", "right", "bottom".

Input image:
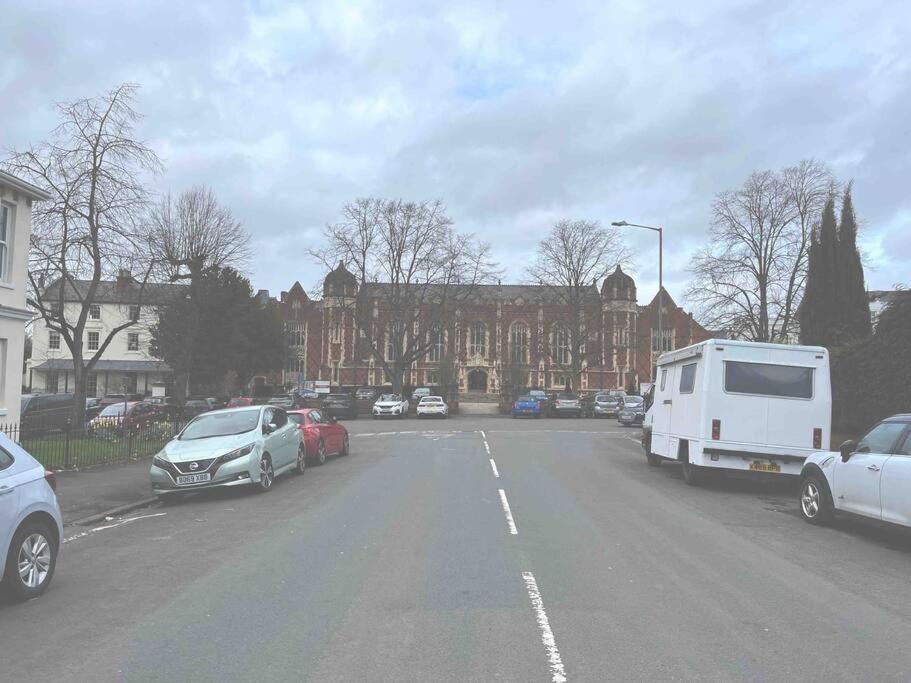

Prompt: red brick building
[{"left": 264, "top": 263, "right": 712, "bottom": 395}]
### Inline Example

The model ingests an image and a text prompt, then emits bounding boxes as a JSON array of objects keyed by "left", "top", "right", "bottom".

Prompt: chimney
[{"left": 114, "top": 269, "right": 132, "bottom": 292}]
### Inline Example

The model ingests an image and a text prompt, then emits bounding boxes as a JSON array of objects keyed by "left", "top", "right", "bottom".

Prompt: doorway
[{"left": 467, "top": 369, "right": 488, "bottom": 392}]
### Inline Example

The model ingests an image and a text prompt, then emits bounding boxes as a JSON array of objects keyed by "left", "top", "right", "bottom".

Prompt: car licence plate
[
  {"left": 176, "top": 473, "right": 212, "bottom": 485},
  {"left": 749, "top": 462, "right": 781, "bottom": 473},
  {"left": 523, "top": 409, "right": 531, "bottom": 413}
]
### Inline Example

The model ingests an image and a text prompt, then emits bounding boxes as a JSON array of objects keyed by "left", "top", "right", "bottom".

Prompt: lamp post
[{"left": 611, "top": 220, "right": 663, "bottom": 381}]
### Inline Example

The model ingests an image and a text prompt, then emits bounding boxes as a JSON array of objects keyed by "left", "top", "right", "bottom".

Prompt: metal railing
[{"left": 1, "top": 415, "right": 186, "bottom": 470}]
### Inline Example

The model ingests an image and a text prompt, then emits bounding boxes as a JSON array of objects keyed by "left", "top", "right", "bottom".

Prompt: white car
[
  {"left": 1, "top": 433, "right": 63, "bottom": 600},
  {"left": 416, "top": 396, "right": 448, "bottom": 418},
  {"left": 372, "top": 394, "right": 409, "bottom": 419},
  {"left": 799, "top": 415, "right": 911, "bottom": 526}
]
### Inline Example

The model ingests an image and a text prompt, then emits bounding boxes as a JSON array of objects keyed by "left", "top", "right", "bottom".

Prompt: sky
[{"left": 3, "top": 0, "right": 910, "bottom": 311}]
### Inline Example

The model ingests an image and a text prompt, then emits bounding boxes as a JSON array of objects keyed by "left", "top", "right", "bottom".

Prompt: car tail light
[
  {"left": 813, "top": 428, "right": 822, "bottom": 449},
  {"left": 44, "top": 470, "right": 57, "bottom": 492},
  {"left": 711, "top": 419, "right": 721, "bottom": 440}
]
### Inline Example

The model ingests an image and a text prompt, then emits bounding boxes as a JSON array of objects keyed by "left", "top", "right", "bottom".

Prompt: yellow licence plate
[{"left": 749, "top": 462, "right": 781, "bottom": 473}]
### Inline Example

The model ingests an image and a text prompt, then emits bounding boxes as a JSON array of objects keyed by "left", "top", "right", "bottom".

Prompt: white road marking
[
  {"left": 522, "top": 571, "right": 567, "bottom": 683},
  {"left": 479, "top": 429, "right": 487, "bottom": 440},
  {"left": 64, "top": 513, "right": 167, "bottom": 544},
  {"left": 498, "top": 489, "right": 518, "bottom": 535},
  {"left": 489, "top": 459, "right": 500, "bottom": 478}
]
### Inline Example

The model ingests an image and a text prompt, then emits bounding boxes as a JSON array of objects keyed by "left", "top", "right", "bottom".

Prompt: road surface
[{"left": 5, "top": 417, "right": 911, "bottom": 681}]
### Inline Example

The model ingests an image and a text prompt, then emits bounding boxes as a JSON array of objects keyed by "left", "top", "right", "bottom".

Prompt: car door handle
[
  {"left": 663, "top": 400, "right": 672, "bottom": 405},
  {"left": 867, "top": 465, "right": 881, "bottom": 472}
]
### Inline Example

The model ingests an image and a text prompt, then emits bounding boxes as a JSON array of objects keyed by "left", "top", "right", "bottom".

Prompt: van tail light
[
  {"left": 711, "top": 419, "right": 721, "bottom": 440},
  {"left": 44, "top": 470, "right": 57, "bottom": 492},
  {"left": 813, "top": 428, "right": 822, "bottom": 449}
]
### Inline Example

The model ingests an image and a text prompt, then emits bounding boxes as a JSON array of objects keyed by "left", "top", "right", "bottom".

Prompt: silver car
[{"left": 151, "top": 406, "right": 304, "bottom": 502}]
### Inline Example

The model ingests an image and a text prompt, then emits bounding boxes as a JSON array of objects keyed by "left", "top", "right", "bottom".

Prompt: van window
[
  {"left": 724, "top": 361, "right": 814, "bottom": 399},
  {"left": 679, "top": 363, "right": 697, "bottom": 393},
  {"left": 660, "top": 369, "right": 667, "bottom": 391}
]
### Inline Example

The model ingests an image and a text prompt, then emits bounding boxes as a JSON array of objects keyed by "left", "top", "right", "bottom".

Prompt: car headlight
[
  {"left": 220, "top": 444, "right": 255, "bottom": 463},
  {"left": 152, "top": 454, "right": 170, "bottom": 469}
]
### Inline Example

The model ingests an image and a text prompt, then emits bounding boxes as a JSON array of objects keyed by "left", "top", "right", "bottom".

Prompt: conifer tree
[{"left": 837, "top": 183, "right": 872, "bottom": 344}]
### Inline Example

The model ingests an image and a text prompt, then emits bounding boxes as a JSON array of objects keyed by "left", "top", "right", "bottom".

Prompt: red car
[
  {"left": 227, "top": 396, "right": 254, "bottom": 408},
  {"left": 287, "top": 408, "right": 349, "bottom": 466}
]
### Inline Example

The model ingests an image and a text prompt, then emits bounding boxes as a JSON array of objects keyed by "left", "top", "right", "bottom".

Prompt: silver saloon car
[{"left": 150, "top": 406, "right": 304, "bottom": 502}]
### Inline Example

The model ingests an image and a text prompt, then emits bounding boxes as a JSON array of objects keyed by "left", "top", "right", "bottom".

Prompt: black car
[
  {"left": 321, "top": 393, "right": 358, "bottom": 419},
  {"left": 20, "top": 393, "right": 75, "bottom": 433},
  {"left": 617, "top": 396, "right": 646, "bottom": 426}
]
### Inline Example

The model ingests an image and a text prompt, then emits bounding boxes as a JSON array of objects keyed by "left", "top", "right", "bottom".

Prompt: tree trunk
[{"left": 71, "top": 359, "right": 87, "bottom": 427}]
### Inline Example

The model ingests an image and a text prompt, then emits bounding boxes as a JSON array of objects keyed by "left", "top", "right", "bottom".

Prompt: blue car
[{"left": 511, "top": 395, "right": 542, "bottom": 418}]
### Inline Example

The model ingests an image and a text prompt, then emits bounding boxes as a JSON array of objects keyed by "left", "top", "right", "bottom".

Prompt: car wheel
[
  {"left": 256, "top": 454, "right": 274, "bottom": 492},
  {"left": 3, "top": 521, "right": 58, "bottom": 601},
  {"left": 340, "top": 434, "right": 350, "bottom": 456},
  {"left": 681, "top": 458, "right": 704, "bottom": 486},
  {"left": 295, "top": 444, "right": 307, "bottom": 474},
  {"left": 800, "top": 475, "right": 834, "bottom": 525},
  {"left": 315, "top": 440, "right": 327, "bottom": 465}
]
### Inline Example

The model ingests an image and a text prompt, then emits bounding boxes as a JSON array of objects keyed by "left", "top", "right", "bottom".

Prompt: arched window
[
  {"left": 553, "top": 324, "right": 571, "bottom": 365},
  {"left": 469, "top": 321, "right": 487, "bottom": 357},
  {"left": 386, "top": 323, "right": 400, "bottom": 361},
  {"left": 510, "top": 322, "right": 529, "bottom": 364},
  {"left": 428, "top": 323, "right": 445, "bottom": 362}
]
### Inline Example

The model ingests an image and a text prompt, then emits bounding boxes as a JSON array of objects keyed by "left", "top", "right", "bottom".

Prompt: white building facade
[
  {"left": 28, "top": 277, "right": 183, "bottom": 398},
  {"left": 0, "top": 171, "right": 51, "bottom": 424}
]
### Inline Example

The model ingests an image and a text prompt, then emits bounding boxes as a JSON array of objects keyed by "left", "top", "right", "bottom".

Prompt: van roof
[{"left": 656, "top": 338, "right": 828, "bottom": 367}]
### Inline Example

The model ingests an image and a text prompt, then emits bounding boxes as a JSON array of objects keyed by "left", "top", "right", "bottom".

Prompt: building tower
[
  {"left": 601, "top": 265, "right": 638, "bottom": 391},
  {"left": 322, "top": 261, "right": 358, "bottom": 384}
]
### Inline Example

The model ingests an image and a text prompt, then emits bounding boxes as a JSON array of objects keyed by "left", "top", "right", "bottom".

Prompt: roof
[
  {"left": 41, "top": 278, "right": 186, "bottom": 305},
  {"left": 31, "top": 359, "right": 172, "bottom": 372},
  {"left": 361, "top": 282, "right": 601, "bottom": 306},
  {"left": 324, "top": 261, "right": 358, "bottom": 288},
  {"left": 602, "top": 265, "right": 636, "bottom": 299},
  {"left": 656, "top": 338, "right": 828, "bottom": 366},
  {"left": 0, "top": 170, "right": 52, "bottom": 201}
]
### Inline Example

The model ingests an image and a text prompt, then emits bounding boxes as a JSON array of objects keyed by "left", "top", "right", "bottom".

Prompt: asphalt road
[{"left": 5, "top": 416, "right": 911, "bottom": 681}]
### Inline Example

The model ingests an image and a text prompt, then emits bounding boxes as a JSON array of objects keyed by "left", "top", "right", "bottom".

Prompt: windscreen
[
  {"left": 180, "top": 409, "right": 260, "bottom": 440},
  {"left": 724, "top": 361, "right": 814, "bottom": 399},
  {"left": 379, "top": 394, "right": 399, "bottom": 402},
  {"left": 99, "top": 403, "right": 128, "bottom": 417}
]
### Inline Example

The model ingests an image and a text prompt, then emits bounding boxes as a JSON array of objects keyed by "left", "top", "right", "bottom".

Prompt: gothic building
[{"left": 265, "top": 262, "right": 712, "bottom": 395}]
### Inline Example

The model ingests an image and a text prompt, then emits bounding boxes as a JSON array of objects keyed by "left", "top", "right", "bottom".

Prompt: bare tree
[
  {"left": 527, "top": 219, "right": 629, "bottom": 390},
  {"left": 310, "top": 198, "right": 499, "bottom": 394},
  {"left": 686, "top": 160, "right": 835, "bottom": 342},
  {"left": 4, "top": 83, "right": 162, "bottom": 423},
  {"left": 150, "top": 185, "right": 250, "bottom": 284}
]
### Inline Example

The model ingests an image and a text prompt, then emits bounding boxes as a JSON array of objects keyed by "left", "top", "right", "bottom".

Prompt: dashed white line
[
  {"left": 63, "top": 513, "right": 167, "bottom": 544},
  {"left": 498, "top": 488, "right": 518, "bottom": 535},
  {"left": 522, "top": 571, "right": 567, "bottom": 683},
  {"left": 489, "top": 459, "right": 500, "bottom": 478}
]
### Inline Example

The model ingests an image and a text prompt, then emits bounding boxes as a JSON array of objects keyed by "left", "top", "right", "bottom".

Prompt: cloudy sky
[{"left": 3, "top": 0, "right": 909, "bottom": 308}]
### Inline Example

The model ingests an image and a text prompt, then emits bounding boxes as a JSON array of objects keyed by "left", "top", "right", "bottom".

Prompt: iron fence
[{"left": 1, "top": 415, "right": 186, "bottom": 470}]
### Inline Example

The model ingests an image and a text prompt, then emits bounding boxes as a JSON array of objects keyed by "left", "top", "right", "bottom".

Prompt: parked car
[
  {"left": 578, "top": 391, "right": 599, "bottom": 417},
  {"left": 100, "top": 393, "right": 144, "bottom": 407},
  {"left": 416, "top": 396, "right": 449, "bottom": 418},
  {"left": 85, "top": 397, "right": 104, "bottom": 421},
  {"left": 287, "top": 408, "right": 349, "bottom": 465},
  {"left": 591, "top": 393, "right": 622, "bottom": 418},
  {"left": 321, "top": 393, "right": 358, "bottom": 419},
  {"left": 182, "top": 399, "right": 213, "bottom": 420},
  {"left": 89, "top": 401, "right": 161, "bottom": 436},
  {"left": 528, "top": 389, "right": 551, "bottom": 415},
  {"left": 297, "top": 388, "right": 320, "bottom": 400},
  {"left": 227, "top": 396, "right": 254, "bottom": 408},
  {"left": 20, "top": 393, "right": 75, "bottom": 433},
  {"left": 206, "top": 397, "right": 226, "bottom": 410},
  {"left": 267, "top": 394, "right": 305, "bottom": 409},
  {"left": 511, "top": 395, "right": 542, "bottom": 419},
  {"left": 643, "top": 339, "right": 831, "bottom": 485},
  {"left": 617, "top": 396, "right": 646, "bottom": 426},
  {"left": 146, "top": 396, "right": 180, "bottom": 419},
  {"left": 552, "top": 392, "right": 582, "bottom": 418},
  {"left": 373, "top": 394, "right": 409, "bottom": 418},
  {"left": 355, "top": 387, "right": 377, "bottom": 401},
  {"left": 1, "top": 433, "right": 63, "bottom": 600},
  {"left": 799, "top": 415, "right": 911, "bottom": 526},
  {"left": 150, "top": 406, "right": 304, "bottom": 502}
]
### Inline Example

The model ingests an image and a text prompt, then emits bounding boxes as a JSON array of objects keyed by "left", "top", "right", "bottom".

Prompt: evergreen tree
[
  {"left": 837, "top": 183, "right": 872, "bottom": 344},
  {"left": 800, "top": 195, "right": 840, "bottom": 345}
]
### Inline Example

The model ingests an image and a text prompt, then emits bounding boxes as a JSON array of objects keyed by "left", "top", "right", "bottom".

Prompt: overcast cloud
[{"left": 3, "top": 0, "right": 909, "bottom": 308}]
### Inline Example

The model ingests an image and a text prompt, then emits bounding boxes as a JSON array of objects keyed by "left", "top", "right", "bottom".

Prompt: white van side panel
[
  {"left": 668, "top": 358, "right": 704, "bottom": 443},
  {"left": 651, "top": 365, "right": 676, "bottom": 458}
]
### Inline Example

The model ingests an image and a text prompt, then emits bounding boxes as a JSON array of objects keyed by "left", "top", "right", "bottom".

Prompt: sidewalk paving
[{"left": 55, "top": 457, "right": 156, "bottom": 525}]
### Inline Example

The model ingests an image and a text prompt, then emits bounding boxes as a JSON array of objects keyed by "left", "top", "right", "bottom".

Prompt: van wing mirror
[{"left": 839, "top": 439, "right": 858, "bottom": 462}]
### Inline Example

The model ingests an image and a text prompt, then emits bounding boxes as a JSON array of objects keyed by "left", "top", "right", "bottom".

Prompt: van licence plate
[
  {"left": 176, "top": 473, "right": 212, "bottom": 485},
  {"left": 749, "top": 462, "right": 781, "bottom": 473}
]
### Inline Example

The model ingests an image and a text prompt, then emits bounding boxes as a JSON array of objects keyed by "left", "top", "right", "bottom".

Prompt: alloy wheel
[
  {"left": 17, "top": 533, "right": 51, "bottom": 589},
  {"left": 296, "top": 445, "right": 307, "bottom": 474},
  {"left": 317, "top": 440, "right": 326, "bottom": 465},
  {"left": 801, "top": 481, "right": 820, "bottom": 518},
  {"left": 259, "top": 456, "right": 274, "bottom": 490}
]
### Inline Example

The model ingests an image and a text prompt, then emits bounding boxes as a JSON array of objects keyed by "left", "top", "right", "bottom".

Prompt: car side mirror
[
  {"left": 328, "top": 415, "right": 337, "bottom": 423},
  {"left": 839, "top": 439, "right": 858, "bottom": 462}
]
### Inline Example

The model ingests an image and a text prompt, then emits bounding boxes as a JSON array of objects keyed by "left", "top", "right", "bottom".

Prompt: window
[
  {"left": 0, "top": 204, "right": 10, "bottom": 282},
  {"left": 287, "top": 356, "right": 305, "bottom": 374},
  {"left": 128, "top": 305, "right": 140, "bottom": 321},
  {"left": 122, "top": 372, "right": 137, "bottom": 394},
  {"left": 87, "top": 331, "right": 100, "bottom": 351},
  {"left": 724, "top": 361, "right": 813, "bottom": 399},
  {"left": 469, "top": 321, "right": 487, "bottom": 357},
  {"left": 858, "top": 422, "right": 908, "bottom": 454},
  {"left": 428, "top": 324, "right": 444, "bottom": 362},
  {"left": 89, "top": 304, "right": 101, "bottom": 320},
  {"left": 49, "top": 331, "right": 61, "bottom": 350},
  {"left": 46, "top": 371, "right": 60, "bottom": 393},
  {"left": 309, "top": 410, "right": 323, "bottom": 424},
  {"left": 127, "top": 332, "right": 139, "bottom": 351},
  {"left": 331, "top": 322, "right": 341, "bottom": 343},
  {"left": 510, "top": 322, "right": 529, "bottom": 364},
  {"left": 896, "top": 431, "right": 911, "bottom": 456},
  {"left": 427, "top": 371, "right": 440, "bottom": 385},
  {"left": 86, "top": 373, "right": 98, "bottom": 397},
  {"left": 679, "top": 363, "right": 697, "bottom": 393},
  {"left": 386, "top": 323, "right": 401, "bottom": 361},
  {"left": 286, "top": 322, "right": 306, "bottom": 347},
  {"left": 553, "top": 374, "right": 568, "bottom": 389},
  {"left": 652, "top": 329, "right": 673, "bottom": 352},
  {"left": 554, "top": 324, "right": 571, "bottom": 365},
  {"left": 660, "top": 368, "right": 667, "bottom": 391},
  {"left": 0, "top": 446, "right": 13, "bottom": 471}
]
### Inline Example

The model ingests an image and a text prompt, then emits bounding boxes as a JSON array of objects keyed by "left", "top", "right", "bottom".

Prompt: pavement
[
  {"left": 5, "top": 415, "right": 911, "bottom": 681},
  {"left": 55, "top": 458, "right": 157, "bottom": 525}
]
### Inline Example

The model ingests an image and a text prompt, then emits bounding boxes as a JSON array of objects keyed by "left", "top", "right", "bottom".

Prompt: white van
[{"left": 642, "top": 339, "right": 831, "bottom": 484}]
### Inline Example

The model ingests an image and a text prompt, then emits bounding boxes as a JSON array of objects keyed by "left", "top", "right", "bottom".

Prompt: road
[{"left": 5, "top": 416, "right": 911, "bottom": 681}]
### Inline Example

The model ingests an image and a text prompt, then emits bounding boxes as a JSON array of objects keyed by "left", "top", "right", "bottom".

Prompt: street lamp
[{"left": 611, "top": 220, "right": 663, "bottom": 381}]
